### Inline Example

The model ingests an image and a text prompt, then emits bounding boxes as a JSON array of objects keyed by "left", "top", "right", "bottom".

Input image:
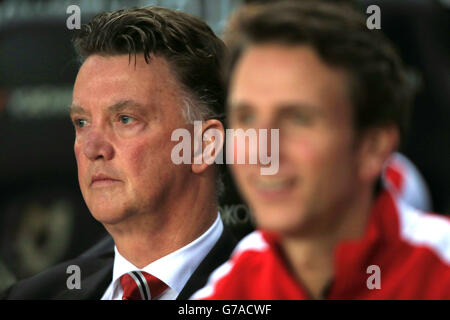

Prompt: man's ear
[
  {"left": 192, "top": 119, "right": 225, "bottom": 174},
  {"left": 357, "top": 125, "right": 399, "bottom": 183}
]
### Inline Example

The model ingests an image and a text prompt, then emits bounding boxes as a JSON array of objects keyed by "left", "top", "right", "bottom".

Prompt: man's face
[
  {"left": 228, "top": 45, "right": 362, "bottom": 236},
  {"left": 71, "top": 54, "right": 190, "bottom": 225}
]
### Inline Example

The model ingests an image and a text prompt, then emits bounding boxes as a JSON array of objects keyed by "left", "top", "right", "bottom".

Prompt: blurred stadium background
[{"left": 0, "top": 0, "right": 448, "bottom": 291}]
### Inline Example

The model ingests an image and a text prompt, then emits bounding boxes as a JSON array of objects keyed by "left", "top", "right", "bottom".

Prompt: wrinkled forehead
[{"left": 72, "top": 54, "right": 184, "bottom": 116}]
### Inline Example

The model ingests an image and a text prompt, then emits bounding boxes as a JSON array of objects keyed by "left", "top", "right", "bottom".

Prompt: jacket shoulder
[
  {"left": 396, "top": 200, "right": 450, "bottom": 265},
  {"left": 1, "top": 236, "right": 114, "bottom": 300}
]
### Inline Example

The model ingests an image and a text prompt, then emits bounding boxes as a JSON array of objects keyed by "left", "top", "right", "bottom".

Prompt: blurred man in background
[
  {"left": 1, "top": 6, "right": 236, "bottom": 300},
  {"left": 383, "top": 152, "right": 432, "bottom": 212},
  {"left": 193, "top": 1, "right": 450, "bottom": 299}
]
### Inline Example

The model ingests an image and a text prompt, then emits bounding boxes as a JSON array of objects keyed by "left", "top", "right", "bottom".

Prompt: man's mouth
[
  {"left": 90, "top": 173, "right": 121, "bottom": 188},
  {"left": 253, "top": 175, "right": 297, "bottom": 193}
]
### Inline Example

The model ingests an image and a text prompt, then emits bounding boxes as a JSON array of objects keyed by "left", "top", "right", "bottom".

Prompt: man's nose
[
  {"left": 82, "top": 129, "right": 114, "bottom": 161},
  {"left": 249, "top": 120, "right": 277, "bottom": 164}
]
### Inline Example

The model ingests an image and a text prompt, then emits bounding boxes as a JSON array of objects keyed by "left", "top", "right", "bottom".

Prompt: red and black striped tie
[{"left": 120, "top": 271, "right": 168, "bottom": 300}]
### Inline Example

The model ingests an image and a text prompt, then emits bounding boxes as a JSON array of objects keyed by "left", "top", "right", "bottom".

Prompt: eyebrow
[
  {"left": 276, "top": 103, "right": 321, "bottom": 115},
  {"left": 228, "top": 101, "right": 251, "bottom": 112},
  {"left": 69, "top": 99, "right": 148, "bottom": 117},
  {"left": 69, "top": 104, "right": 88, "bottom": 117},
  {"left": 106, "top": 99, "right": 147, "bottom": 115},
  {"left": 229, "top": 101, "right": 321, "bottom": 114}
]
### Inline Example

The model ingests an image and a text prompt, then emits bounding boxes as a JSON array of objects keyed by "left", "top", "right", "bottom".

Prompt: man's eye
[
  {"left": 73, "top": 119, "right": 87, "bottom": 128},
  {"left": 282, "top": 111, "right": 311, "bottom": 126},
  {"left": 291, "top": 113, "right": 309, "bottom": 124},
  {"left": 119, "top": 115, "right": 134, "bottom": 124},
  {"left": 233, "top": 112, "right": 255, "bottom": 126}
]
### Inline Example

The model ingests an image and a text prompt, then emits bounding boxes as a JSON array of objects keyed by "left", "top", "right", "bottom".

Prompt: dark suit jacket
[{"left": 0, "top": 227, "right": 237, "bottom": 300}]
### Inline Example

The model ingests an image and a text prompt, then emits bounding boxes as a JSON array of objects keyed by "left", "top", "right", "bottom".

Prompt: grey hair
[
  {"left": 181, "top": 96, "right": 216, "bottom": 124},
  {"left": 181, "top": 96, "right": 225, "bottom": 200}
]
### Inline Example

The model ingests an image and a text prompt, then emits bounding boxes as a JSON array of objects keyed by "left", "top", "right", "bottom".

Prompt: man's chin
[
  {"left": 88, "top": 206, "right": 133, "bottom": 225},
  {"left": 253, "top": 208, "right": 306, "bottom": 235}
]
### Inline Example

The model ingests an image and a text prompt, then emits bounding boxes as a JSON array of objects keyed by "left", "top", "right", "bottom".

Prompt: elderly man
[
  {"left": 193, "top": 1, "right": 450, "bottom": 299},
  {"left": 2, "top": 6, "right": 236, "bottom": 300}
]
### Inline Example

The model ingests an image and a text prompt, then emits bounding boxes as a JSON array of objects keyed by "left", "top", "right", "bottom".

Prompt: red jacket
[{"left": 192, "top": 191, "right": 450, "bottom": 299}]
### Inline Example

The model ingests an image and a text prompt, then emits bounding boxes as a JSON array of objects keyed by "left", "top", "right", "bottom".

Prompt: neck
[
  {"left": 104, "top": 176, "right": 218, "bottom": 269},
  {"left": 280, "top": 186, "right": 374, "bottom": 299}
]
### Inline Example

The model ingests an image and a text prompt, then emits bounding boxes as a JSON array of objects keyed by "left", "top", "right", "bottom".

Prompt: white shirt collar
[{"left": 107, "top": 213, "right": 223, "bottom": 299}]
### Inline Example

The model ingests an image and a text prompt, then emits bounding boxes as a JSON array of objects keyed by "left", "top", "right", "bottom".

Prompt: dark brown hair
[
  {"left": 73, "top": 6, "right": 227, "bottom": 122},
  {"left": 224, "top": 1, "right": 416, "bottom": 143}
]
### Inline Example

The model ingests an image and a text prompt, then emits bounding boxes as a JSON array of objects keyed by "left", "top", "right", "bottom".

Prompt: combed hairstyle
[
  {"left": 73, "top": 6, "right": 227, "bottom": 197},
  {"left": 73, "top": 6, "right": 226, "bottom": 124},
  {"left": 224, "top": 0, "right": 417, "bottom": 144}
]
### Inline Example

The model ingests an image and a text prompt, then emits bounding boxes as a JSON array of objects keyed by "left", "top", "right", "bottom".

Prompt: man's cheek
[
  {"left": 122, "top": 140, "right": 146, "bottom": 166},
  {"left": 126, "top": 148, "right": 159, "bottom": 183},
  {"left": 295, "top": 135, "right": 334, "bottom": 166},
  {"left": 74, "top": 154, "right": 87, "bottom": 184},
  {"left": 74, "top": 143, "right": 81, "bottom": 163}
]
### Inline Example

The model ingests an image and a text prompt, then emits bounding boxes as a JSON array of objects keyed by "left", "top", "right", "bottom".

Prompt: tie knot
[{"left": 120, "top": 271, "right": 168, "bottom": 300}]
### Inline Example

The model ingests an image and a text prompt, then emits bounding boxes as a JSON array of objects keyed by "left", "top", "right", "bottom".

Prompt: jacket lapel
[
  {"left": 177, "top": 227, "right": 237, "bottom": 300},
  {"left": 56, "top": 258, "right": 113, "bottom": 299},
  {"left": 53, "top": 228, "right": 237, "bottom": 300},
  {"left": 56, "top": 237, "right": 115, "bottom": 300}
]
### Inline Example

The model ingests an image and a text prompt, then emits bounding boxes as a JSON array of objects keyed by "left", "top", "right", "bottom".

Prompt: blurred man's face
[
  {"left": 228, "top": 45, "right": 362, "bottom": 236},
  {"left": 71, "top": 54, "right": 190, "bottom": 225}
]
